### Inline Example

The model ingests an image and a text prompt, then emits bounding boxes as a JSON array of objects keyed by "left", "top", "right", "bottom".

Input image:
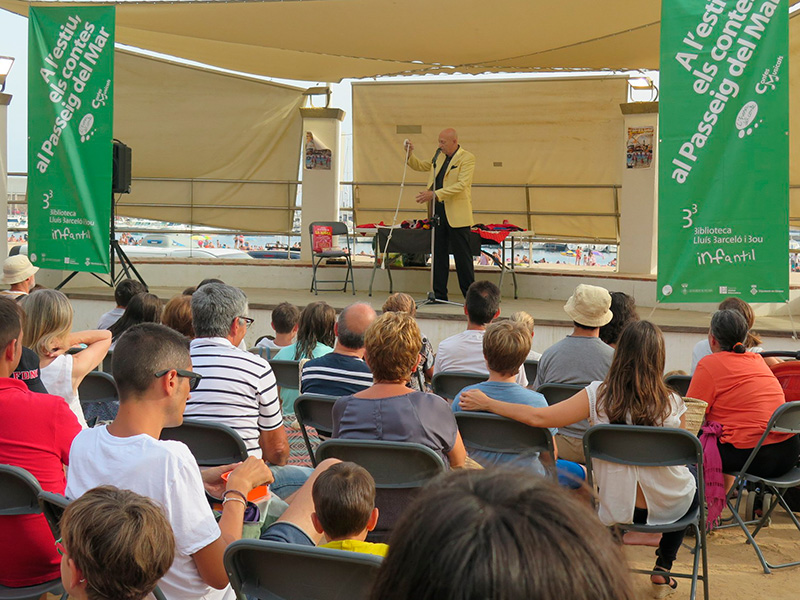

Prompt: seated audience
[
  {"left": 382, "top": 292, "right": 434, "bottom": 391},
  {"left": 273, "top": 301, "right": 336, "bottom": 414},
  {"left": 97, "top": 278, "right": 148, "bottom": 329},
  {"left": 108, "top": 292, "right": 163, "bottom": 351},
  {"left": 333, "top": 311, "right": 467, "bottom": 468},
  {"left": 599, "top": 291, "right": 639, "bottom": 348},
  {"left": 162, "top": 294, "right": 195, "bottom": 338},
  {"left": 66, "top": 323, "right": 273, "bottom": 600},
  {"left": 312, "top": 462, "right": 388, "bottom": 556},
  {"left": 434, "top": 281, "right": 527, "bottom": 386},
  {"left": 58, "top": 486, "right": 175, "bottom": 600},
  {"left": 688, "top": 309, "right": 800, "bottom": 480},
  {"left": 12, "top": 346, "right": 48, "bottom": 393},
  {"left": 256, "top": 302, "right": 301, "bottom": 357},
  {"left": 532, "top": 283, "right": 615, "bottom": 463},
  {"left": 0, "top": 296, "right": 81, "bottom": 589},
  {"left": 20, "top": 289, "right": 111, "bottom": 427},
  {"left": 0, "top": 254, "right": 38, "bottom": 299},
  {"left": 690, "top": 297, "right": 774, "bottom": 373},
  {"left": 461, "top": 321, "right": 696, "bottom": 595},
  {"left": 369, "top": 469, "right": 634, "bottom": 600},
  {"left": 301, "top": 302, "right": 375, "bottom": 396},
  {"left": 509, "top": 310, "right": 541, "bottom": 360}
]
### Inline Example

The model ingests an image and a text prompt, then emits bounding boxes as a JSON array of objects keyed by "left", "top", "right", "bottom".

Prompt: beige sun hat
[
  {"left": 564, "top": 284, "right": 613, "bottom": 328},
  {"left": 3, "top": 255, "right": 39, "bottom": 285}
]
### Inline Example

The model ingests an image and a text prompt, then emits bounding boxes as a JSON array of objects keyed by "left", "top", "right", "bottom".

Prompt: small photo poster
[
  {"left": 312, "top": 224, "right": 333, "bottom": 253},
  {"left": 305, "top": 131, "right": 332, "bottom": 170},
  {"left": 626, "top": 126, "right": 653, "bottom": 169}
]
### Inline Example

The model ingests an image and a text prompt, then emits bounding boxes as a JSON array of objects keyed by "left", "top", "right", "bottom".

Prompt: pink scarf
[{"left": 699, "top": 421, "right": 725, "bottom": 530}]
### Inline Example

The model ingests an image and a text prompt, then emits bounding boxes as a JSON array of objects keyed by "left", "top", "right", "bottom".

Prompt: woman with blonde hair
[
  {"left": 20, "top": 290, "right": 111, "bottom": 427},
  {"left": 381, "top": 292, "right": 434, "bottom": 391},
  {"left": 461, "top": 320, "right": 696, "bottom": 597}
]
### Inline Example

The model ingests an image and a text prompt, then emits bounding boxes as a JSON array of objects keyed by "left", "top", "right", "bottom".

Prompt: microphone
[{"left": 432, "top": 148, "right": 442, "bottom": 165}]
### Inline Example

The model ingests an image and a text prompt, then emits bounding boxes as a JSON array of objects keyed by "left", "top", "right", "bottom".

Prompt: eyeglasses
[
  {"left": 238, "top": 316, "right": 255, "bottom": 327},
  {"left": 154, "top": 368, "right": 203, "bottom": 391},
  {"left": 55, "top": 537, "right": 66, "bottom": 556}
]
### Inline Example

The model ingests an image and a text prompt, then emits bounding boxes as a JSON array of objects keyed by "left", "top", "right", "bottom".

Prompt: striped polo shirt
[
  {"left": 300, "top": 352, "right": 373, "bottom": 397},
  {"left": 185, "top": 337, "right": 282, "bottom": 458}
]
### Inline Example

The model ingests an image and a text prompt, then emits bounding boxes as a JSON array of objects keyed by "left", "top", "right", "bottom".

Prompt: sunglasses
[
  {"left": 154, "top": 368, "right": 203, "bottom": 391},
  {"left": 55, "top": 537, "right": 66, "bottom": 556}
]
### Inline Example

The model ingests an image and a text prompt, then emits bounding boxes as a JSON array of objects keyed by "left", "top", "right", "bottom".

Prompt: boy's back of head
[
  {"left": 465, "top": 281, "right": 500, "bottom": 326},
  {"left": 115, "top": 279, "right": 148, "bottom": 308},
  {"left": 483, "top": 321, "right": 531, "bottom": 377},
  {"left": 271, "top": 302, "right": 301, "bottom": 334},
  {"left": 312, "top": 462, "right": 376, "bottom": 540}
]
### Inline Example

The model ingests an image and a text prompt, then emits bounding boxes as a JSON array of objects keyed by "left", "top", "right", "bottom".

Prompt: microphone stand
[{"left": 416, "top": 149, "right": 463, "bottom": 308}]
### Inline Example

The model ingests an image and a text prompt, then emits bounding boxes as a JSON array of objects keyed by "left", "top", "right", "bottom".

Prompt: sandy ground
[{"left": 624, "top": 509, "right": 800, "bottom": 599}]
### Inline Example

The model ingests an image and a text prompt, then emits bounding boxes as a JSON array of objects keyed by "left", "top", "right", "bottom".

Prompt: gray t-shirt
[
  {"left": 332, "top": 391, "right": 458, "bottom": 467},
  {"left": 533, "top": 335, "right": 614, "bottom": 438}
]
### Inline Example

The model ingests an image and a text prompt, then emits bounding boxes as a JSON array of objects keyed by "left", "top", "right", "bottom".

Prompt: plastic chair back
[
  {"left": 101, "top": 350, "right": 113, "bottom": 373},
  {"left": 224, "top": 540, "right": 382, "bottom": 600},
  {"left": 431, "top": 371, "right": 488, "bottom": 401},
  {"left": 537, "top": 383, "right": 584, "bottom": 406},
  {"left": 294, "top": 394, "right": 337, "bottom": 466},
  {"left": 249, "top": 346, "right": 269, "bottom": 359},
  {"left": 0, "top": 464, "right": 42, "bottom": 516},
  {"left": 766, "top": 401, "right": 800, "bottom": 435},
  {"left": 78, "top": 371, "right": 118, "bottom": 403},
  {"left": 160, "top": 418, "right": 249, "bottom": 466},
  {"left": 38, "top": 491, "right": 70, "bottom": 540},
  {"left": 664, "top": 374, "right": 692, "bottom": 397},
  {"left": 523, "top": 359, "right": 538, "bottom": 384},
  {"left": 268, "top": 359, "right": 301, "bottom": 390}
]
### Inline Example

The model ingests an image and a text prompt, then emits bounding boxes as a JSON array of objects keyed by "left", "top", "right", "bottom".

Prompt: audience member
[
  {"left": 382, "top": 292, "right": 435, "bottom": 391},
  {"left": 690, "top": 297, "right": 773, "bottom": 373},
  {"left": 66, "top": 323, "right": 272, "bottom": 600},
  {"left": 369, "top": 469, "right": 635, "bottom": 600},
  {"left": 688, "top": 309, "right": 800, "bottom": 480},
  {"left": 0, "top": 255, "right": 38, "bottom": 299},
  {"left": 0, "top": 296, "right": 82, "bottom": 588},
  {"left": 532, "top": 284, "right": 614, "bottom": 463},
  {"left": 273, "top": 301, "right": 336, "bottom": 414},
  {"left": 333, "top": 312, "right": 467, "bottom": 468},
  {"left": 20, "top": 289, "right": 111, "bottom": 428},
  {"left": 58, "top": 486, "right": 175, "bottom": 600},
  {"left": 311, "top": 462, "right": 388, "bottom": 556},
  {"left": 12, "top": 346, "right": 48, "bottom": 393},
  {"left": 162, "top": 294, "right": 195, "bottom": 338},
  {"left": 599, "top": 291, "right": 639, "bottom": 348},
  {"left": 301, "top": 303, "right": 376, "bottom": 396},
  {"left": 434, "top": 281, "right": 527, "bottom": 386},
  {"left": 256, "top": 302, "right": 301, "bottom": 357},
  {"left": 97, "top": 279, "right": 148, "bottom": 329},
  {"left": 461, "top": 321, "right": 696, "bottom": 595},
  {"left": 108, "top": 292, "right": 163, "bottom": 351},
  {"left": 509, "top": 310, "right": 541, "bottom": 360}
]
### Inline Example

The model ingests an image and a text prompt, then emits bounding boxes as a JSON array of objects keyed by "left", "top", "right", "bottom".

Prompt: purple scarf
[{"left": 699, "top": 421, "right": 725, "bottom": 529}]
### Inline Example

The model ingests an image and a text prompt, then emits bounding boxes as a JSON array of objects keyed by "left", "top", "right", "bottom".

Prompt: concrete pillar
[
  {"left": 0, "top": 93, "right": 10, "bottom": 261},
  {"left": 617, "top": 101, "right": 658, "bottom": 275},
  {"left": 299, "top": 107, "right": 345, "bottom": 261}
]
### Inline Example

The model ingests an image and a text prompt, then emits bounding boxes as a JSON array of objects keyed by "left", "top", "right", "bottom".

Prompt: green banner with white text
[
  {"left": 27, "top": 6, "right": 115, "bottom": 273},
  {"left": 658, "top": 0, "right": 788, "bottom": 303}
]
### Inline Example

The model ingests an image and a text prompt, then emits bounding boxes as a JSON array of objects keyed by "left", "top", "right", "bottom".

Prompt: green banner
[
  {"left": 27, "top": 6, "right": 115, "bottom": 273},
  {"left": 657, "top": 0, "right": 788, "bottom": 303}
]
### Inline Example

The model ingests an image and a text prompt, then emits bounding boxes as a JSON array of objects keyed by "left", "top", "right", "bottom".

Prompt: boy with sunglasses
[{"left": 66, "top": 323, "right": 271, "bottom": 600}]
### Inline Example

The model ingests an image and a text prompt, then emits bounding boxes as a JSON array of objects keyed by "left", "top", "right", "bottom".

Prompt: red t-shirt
[
  {"left": 687, "top": 352, "right": 790, "bottom": 449},
  {"left": 0, "top": 378, "right": 81, "bottom": 586}
]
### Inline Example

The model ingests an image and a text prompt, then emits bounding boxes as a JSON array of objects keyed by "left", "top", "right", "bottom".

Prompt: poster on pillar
[
  {"left": 27, "top": 6, "right": 115, "bottom": 274},
  {"left": 657, "top": 0, "right": 788, "bottom": 303}
]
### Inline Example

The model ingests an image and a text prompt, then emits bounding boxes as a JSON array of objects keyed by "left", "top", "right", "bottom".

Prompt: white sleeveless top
[
  {"left": 586, "top": 381, "right": 695, "bottom": 526},
  {"left": 40, "top": 354, "right": 88, "bottom": 429}
]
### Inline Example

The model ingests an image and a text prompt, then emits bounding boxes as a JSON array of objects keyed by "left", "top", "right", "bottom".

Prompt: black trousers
[
  {"left": 433, "top": 200, "right": 474, "bottom": 300},
  {"left": 719, "top": 434, "right": 800, "bottom": 478}
]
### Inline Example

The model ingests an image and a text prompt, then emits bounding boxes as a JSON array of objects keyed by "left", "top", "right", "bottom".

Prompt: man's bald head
[
  {"left": 438, "top": 128, "right": 460, "bottom": 157},
  {"left": 337, "top": 303, "right": 378, "bottom": 350}
]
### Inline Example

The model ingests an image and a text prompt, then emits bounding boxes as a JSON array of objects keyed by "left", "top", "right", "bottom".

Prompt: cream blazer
[{"left": 407, "top": 146, "right": 475, "bottom": 228}]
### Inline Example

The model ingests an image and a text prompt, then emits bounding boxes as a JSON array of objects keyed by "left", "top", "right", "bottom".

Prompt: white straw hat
[
  {"left": 3, "top": 255, "right": 39, "bottom": 285},
  {"left": 564, "top": 284, "right": 613, "bottom": 328}
]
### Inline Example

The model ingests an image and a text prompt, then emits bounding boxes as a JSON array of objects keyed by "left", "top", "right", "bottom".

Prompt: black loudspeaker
[{"left": 112, "top": 141, "right": 132, "bottom": 194}]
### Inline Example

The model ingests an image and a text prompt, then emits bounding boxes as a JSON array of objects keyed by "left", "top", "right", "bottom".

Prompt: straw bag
[{"left": 682, "top": 397, "right": 708, "bottom": 436}]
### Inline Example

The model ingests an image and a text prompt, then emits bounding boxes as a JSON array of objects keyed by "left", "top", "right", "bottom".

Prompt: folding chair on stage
[
  {"left": 431, "top": 371, "right": 488, "bottom": 402},
  {"left": 0, "top": 465, "right": 66, "bottom": 600},
  {"left": 537, "top": 382, "right": 584, "bottom": 406},
  {"left": 723, "top": 401, "right": 800, "bottom": 574},
  {"left": 584, "top": 425, "right": 708, "bottom": 600},
  {"left": 294, "top": 394, "right": 337, "bottom": 466},
  {"left": 224, "top": 540, "right": 382, "bottom": 600},
  {"left": 309, "top": 221, "right": 356, "bottom": 295},
  {"left": 315, "top": 439, "right": 445, "bottom": 542},
  {"left": 160, "top": 418, "right": 248, "bottom": 467},
  {"left": 454, "top": 411, "right": 556, "bottom": 480}
]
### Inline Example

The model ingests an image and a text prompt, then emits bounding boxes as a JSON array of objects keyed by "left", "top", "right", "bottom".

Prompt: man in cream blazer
[{"left": 405, "top": 128, "right": 475, "bottom": 301}]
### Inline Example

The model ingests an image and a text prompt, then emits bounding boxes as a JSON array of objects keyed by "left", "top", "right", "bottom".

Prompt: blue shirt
[{"left": 453, "top": 381, "right": 556, "bottom": 475}]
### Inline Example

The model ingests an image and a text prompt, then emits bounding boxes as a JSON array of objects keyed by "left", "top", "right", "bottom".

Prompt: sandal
[{"left": 650, "top": 568, "right": 678, "bottom": 599}]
